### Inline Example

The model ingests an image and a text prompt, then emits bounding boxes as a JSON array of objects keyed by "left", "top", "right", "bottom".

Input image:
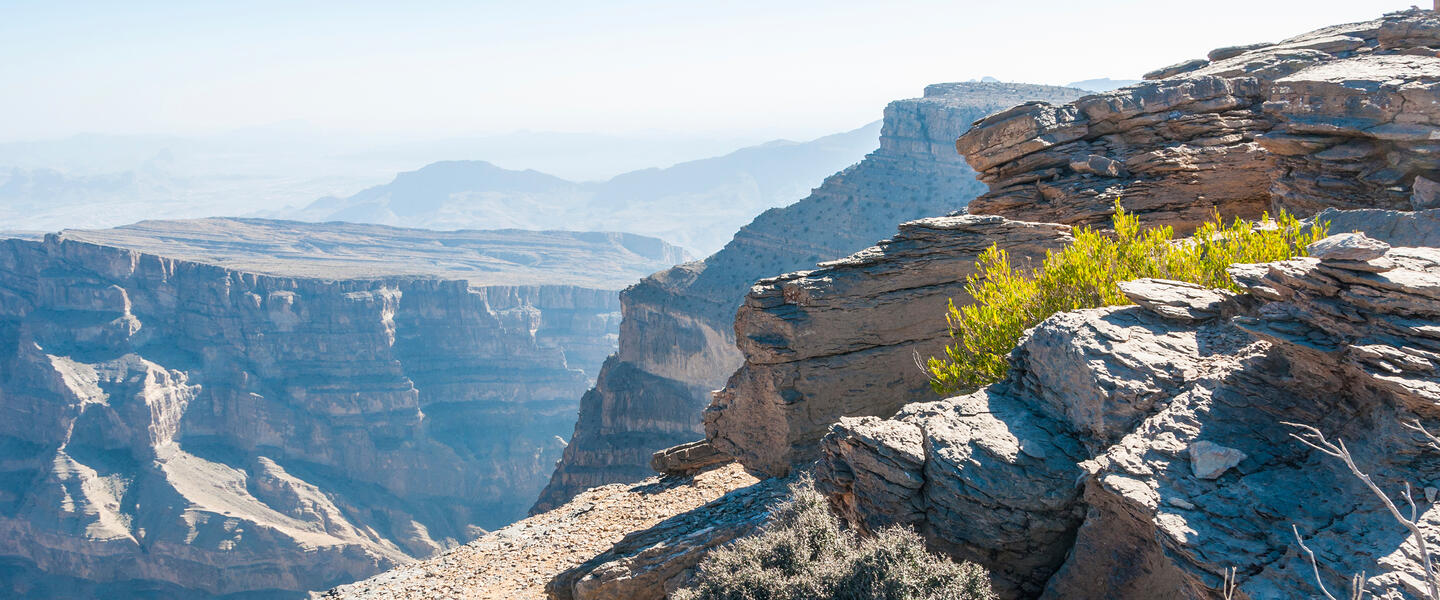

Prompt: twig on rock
[{"left": 1285, "top": 421, "right": 1436, "bottom": 599}]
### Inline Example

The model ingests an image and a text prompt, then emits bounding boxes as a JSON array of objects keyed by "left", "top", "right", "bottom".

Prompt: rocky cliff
[
  {"left": 704, "top": 215, "right": 1072, "bottom": 476},
  {"left": 0, "top": 219, "right": 684, "bottom": 598},
  {"left": 958, "top": 9, "right": 1440, "bottom": 231},
  {"left": 531, "top": 82, "right": 1089, "bottom": 511},
  {"left": 818, "top": 228, "right": 1440, "bottom": 599}
]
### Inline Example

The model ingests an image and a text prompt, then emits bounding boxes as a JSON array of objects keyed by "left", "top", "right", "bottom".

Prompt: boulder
[
  {"left": 1307, "top": 232, "right": 1392, "bottom": 261},
  {"left": 650, "top": 440, "right": 733, "bottom": 476}
]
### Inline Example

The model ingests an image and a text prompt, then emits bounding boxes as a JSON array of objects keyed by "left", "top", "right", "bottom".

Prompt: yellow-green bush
[
  {"left": 673, "top": 477, "right": 994, "bottom": 600},
  {"left": 926, "top": 205, "right": 1327, "bottom": 396}
]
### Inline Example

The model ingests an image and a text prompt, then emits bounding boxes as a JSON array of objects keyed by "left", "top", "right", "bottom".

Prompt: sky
[{"left": 0, "top": 0, "right": 1422, "bottom": 143}]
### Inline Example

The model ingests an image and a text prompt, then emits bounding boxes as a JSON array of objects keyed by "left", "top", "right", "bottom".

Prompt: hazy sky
[{"left": 0, "top": 1, "right": 1420, "bottom": 142}]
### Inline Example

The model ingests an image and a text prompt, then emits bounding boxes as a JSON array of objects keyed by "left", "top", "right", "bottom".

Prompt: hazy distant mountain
[
  {"left": 284, "top": 122, "right": 883, "bottom": 254},
  {"left": 1066, "top": 77, "right": 1141, "bottom": 91},
  {"left": 0, "top": 128, "right": 778, "bottom": 233}
]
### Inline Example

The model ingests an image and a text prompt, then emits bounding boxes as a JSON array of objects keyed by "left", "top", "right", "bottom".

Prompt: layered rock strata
[
  {"left": 0, "top": 219, "right": 684, "bottom": 597},
  {"left": 705, "top": 215, "right": 1072, "bottom": 476},
  {"left": 533, "top": 82, "right": 1090, "bottom": 511},
  {"left": 817, "top": 235, "right": 1440, "bottom": 598},
  {"left": 957, "top": 9, "right": 1440, "bottom": 232}
]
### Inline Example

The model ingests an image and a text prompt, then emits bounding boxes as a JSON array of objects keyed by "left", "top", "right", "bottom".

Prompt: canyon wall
[
  {"left": 531, "top": 82, "right": 1090, "bottom": 511},
  {"left": 0, "top": 219, "right": 683, "bottom": 597}
]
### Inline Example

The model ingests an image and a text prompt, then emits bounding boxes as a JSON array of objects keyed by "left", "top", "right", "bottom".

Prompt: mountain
[
  {"left": 0, "top": 129, "right": 777, "bottom": 234},
  {"left": 282, "top": 123, "right": 885, "bottom": 254},
  {"left": 0, "top": 219, "right": 685, "bottom": 598}
]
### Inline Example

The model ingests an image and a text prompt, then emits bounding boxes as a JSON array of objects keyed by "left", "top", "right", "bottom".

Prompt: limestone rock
[
  {"left": 650, "top": 440, "right": 732, "bottom": 476},
  {"left": 0, "top": 220, "right": 680, "bottom": 597},
  {"left": 705, "top": 215, "right": 1071, "bottom": 476},
  {"left": 1143, "top": 58, "right": 1210, "bottom": 80},
  {"left": 958, "top": 10, "right": 1440, "bottom": 231},
  {"left": 1413, "top": 175, "right": 1440, "bottom": 210},
  {"left": 1186, "top": 441, "right": 1247, "bottom": 479},
  {"left": 1307, "top": 232, "right": 1391, "bottom": 261},
  {"left": 1208, "top": 43, "right": 1274, "bottom": 61},
  {"left": 1118, "top": 278, "right": 1242, "bottom": 322},
  {"left": 533, "top": 82, "right": 1090, "bottom": 510}
]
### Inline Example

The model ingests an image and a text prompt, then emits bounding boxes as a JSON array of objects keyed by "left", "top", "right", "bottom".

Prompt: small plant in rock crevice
[{"left": 925, "top": 203, "right": 1327, "bottom": 396}]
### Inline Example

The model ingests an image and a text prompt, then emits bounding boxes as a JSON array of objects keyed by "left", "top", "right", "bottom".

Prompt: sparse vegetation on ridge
[
  {"left": 926, "top": 203, "right": 1327, "bottom": 396},
  {"left": 674, "top": 477, "right": 995, "bottom": 600}
]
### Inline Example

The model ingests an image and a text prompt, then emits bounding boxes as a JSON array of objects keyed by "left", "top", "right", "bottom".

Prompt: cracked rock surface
[{"left": 817, "top": 237, "right": 1440, "bottom": 599}]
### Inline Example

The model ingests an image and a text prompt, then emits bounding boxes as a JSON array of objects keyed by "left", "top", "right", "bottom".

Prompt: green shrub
[
  {"left": 925, "top": 204, "right": 1327, "bottom": 396},
  {"left": 674, "top": 477, "right": 995, "bottom": 600}
]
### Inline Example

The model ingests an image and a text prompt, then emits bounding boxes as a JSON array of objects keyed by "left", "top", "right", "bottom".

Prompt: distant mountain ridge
[{"left": 281, "top": 122, "right": 885, "bottom": 254}]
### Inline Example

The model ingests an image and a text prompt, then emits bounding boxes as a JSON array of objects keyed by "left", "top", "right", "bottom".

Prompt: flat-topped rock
[
  {"left": 1307, "top": 231, "right": 1391, "bottom": 262},
  {"left": 1118, "top": 278, "right": 1242, "bottom": 322},
  {"left": 58, "top": 217, "right": 688, "bottom": 289}
]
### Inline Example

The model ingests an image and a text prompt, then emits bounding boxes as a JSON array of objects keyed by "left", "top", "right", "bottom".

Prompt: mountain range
[{"left": 278, "top": 122, "right": 884, "bottom": 254}]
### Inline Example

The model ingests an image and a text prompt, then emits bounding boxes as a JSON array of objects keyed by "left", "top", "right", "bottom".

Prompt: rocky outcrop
[
  {"left": 957, "top": 9, "right": 1440, "bottom": 232},
  {"left": 326, "top": 463, "right": 760, "bottom": 600},
  {"left": 705, "top": 215, "right": 1072, "bottom": 476},
  {"left": 816, "top": 231, "right": 1440, "bottom": 599},
  {"left": 0, "top": 219, "right": 685, "bottom": 598},
  {"left": 532, "top": 82, "right": 1090, "bottom": 511},
  {"left": 546, "top": 475, "right": 791, "bottom": 600},
  {"left": 649, "top": 440, "right": 731, "bottom": 476}
]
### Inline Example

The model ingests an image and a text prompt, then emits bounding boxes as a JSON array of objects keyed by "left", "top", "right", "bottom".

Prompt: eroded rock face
[
  {"left": 705, "top": 215, "right": 1072, "bottom": 476},
  {"left": 817, "top": 236, "right": 1440, "bottom": 599},
  {"left": 957, "top": 9, "right": 1440, "bottom": 232},
  {"left": 0, "top": 220, "right": 684, "bottom": 597},
  {"left": 532, "top": 82, "right": 1090, "bottom": 511}
]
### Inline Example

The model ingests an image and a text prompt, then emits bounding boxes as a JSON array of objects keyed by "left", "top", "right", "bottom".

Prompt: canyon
[{"left": 0, "top": 219, "right": 684, "bottom": 597}]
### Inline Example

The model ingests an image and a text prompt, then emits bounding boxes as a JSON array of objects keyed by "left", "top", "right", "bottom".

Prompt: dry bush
[{"left": 674, "top": 477, "right": 995, "bottom": 600}]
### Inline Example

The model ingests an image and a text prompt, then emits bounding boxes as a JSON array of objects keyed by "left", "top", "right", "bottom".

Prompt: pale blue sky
[{"left": 0, "top": 1, "right": 1420, "bottom": 142}]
